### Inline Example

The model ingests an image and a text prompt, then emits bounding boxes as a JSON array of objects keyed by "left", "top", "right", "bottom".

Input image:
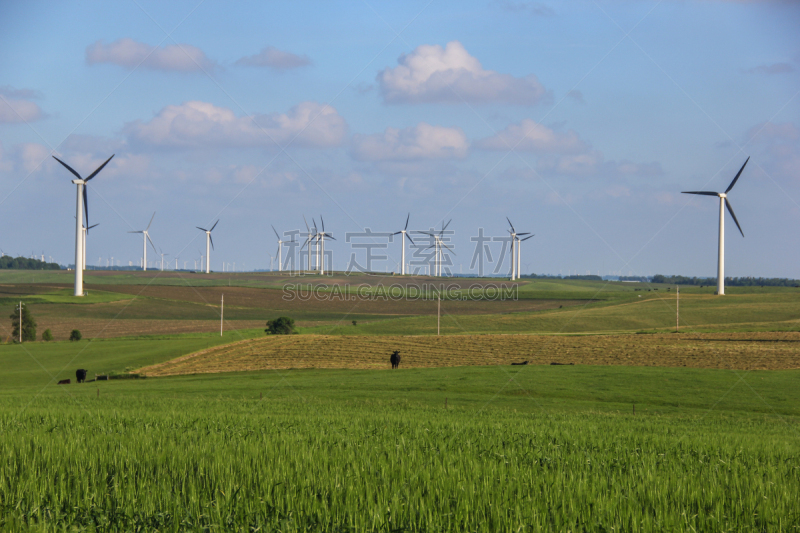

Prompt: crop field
[
  {"left": 0, "top": 367, "right": 798, "bottom": 531},
  {"left": 0, "top": 271, "right": 798, "bottom": 530},
  {"left": 139, "top": 331, "right": 800, "bottom": 376}
]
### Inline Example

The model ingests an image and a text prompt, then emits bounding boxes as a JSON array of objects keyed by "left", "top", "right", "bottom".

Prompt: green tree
[
  {"left": 265, "top": 317, "right": 297, "bottom": 335},
  {"left": 69, "top": 329, "right": 82, "bottom": 341},
  {"left": 10, "top": 303, "right": 36, "bottom": 342},
  {"left": 42, "top": 329, "right": 53, "bottom": 341}
]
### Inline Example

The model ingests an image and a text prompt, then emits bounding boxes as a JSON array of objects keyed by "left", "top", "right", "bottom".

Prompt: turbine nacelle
[{"left": 71, "top": 179, "right": 85, "bottom": 185}]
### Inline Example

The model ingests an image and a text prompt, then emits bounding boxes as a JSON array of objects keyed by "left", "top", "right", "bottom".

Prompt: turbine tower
[
  {"left": 271, "top": 225, "right": 283, "bottom": 272},
  {"left": 682, "top": 157, "right": 749, "bottom": 296},
  {"left": 53, "top": 154, "right": 114, "bottom": 296},
  {"left": 128, "top": 213, "right": 157, "bottom": 271},
  {"left": 391, "top": 214, "right": 415, "bottom": 275},
  {"left": 196, "top": 220, "right": 219, "bottom": 273}
]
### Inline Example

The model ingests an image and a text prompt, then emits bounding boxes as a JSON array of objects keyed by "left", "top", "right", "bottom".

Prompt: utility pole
[
  {"left": 19, "top": 301, "right": 22, "bottom": 343},
  {"left": 220, "top": 294, "right": 224, "bottom": 336},
  {"left": 676, "top": 286, "right": 679, "bottom": 333}
]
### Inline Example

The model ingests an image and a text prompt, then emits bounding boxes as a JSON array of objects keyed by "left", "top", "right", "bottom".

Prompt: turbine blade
[
  {"left": 405, "top": 232, "right": 415, "bottom": 245},
  {"left": 326, "top": 235, "right": 336, "bottom": 241},
  {"left": 85, "top": 154, "right": 115, "bottom": 181},
  {"left": 127, "top": 231, "right": 143, "bottom": 234},
  {"left": 725, "top": 198, "right": 744, "bottom": 237},
  {"left": 196, "top": 226, "right": 208, "bottom": 232},
  {"left": 52, "top": 156, "right": 82, "bottom": 180},
  {"left": 272, "top": 225, "right": 280, "bottom": 240},
  {"left": 682, "top": 191, "right": 719, "bottom": 196},
  {"left": 725, "top": 156, "right": 750, "bottom": 194},
  {"left": 210, "top": 219, "right": 219, "bottom": 232},
  {"left": 391, "top": 231, "right": 402, "bottom": 236},
  {"left": 82, "top": 186, "right": 89, "bottom": 226},
  {"left": 441, "top": 242, "right": 456, "bottom": 255},
  {"left": 147, "top": 234, "right": 157, "bottom": 253},
  {"left": 442, "top": 219, "right": 451, "bottom": 232},
  {"left": 521, "top": 234, "right": 535, "bottom": 242},
  {"left": 276, "top": 245, "right": 281, "bottom": 258},
  {"left": 506, "top": 217, "right": 515, "bottom": 232},
  {"left": 517, "top": 232, "right": 531, "bottom": 236},
  {"left": 320, "top": 216, "right": 325, "bottom": 232},
  {"left": 303, "top": 215, "right": 310, "bottom": 232},
  {"left": 209, "top": 234, "right": 215, "bottom": 250},
  {"left": 147, "top": 212, "right": 156, "bottom": 230},
  {"left": 404, "top": 213, "right": 410, "bottom": 230}
]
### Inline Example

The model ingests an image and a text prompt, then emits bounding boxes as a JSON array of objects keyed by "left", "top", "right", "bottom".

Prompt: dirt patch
[{"left": 138, "top": 331, "right": 800, "bottom": 376}]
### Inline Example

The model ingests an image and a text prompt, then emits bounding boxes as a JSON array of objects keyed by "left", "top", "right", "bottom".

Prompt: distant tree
[
  {"left": 10, "top": 303, "right": 36, "bottom": 342},
  {"left": 352, "top": 320, "right": 357, "bottom": 326},
  {"left": 0, "top": 255, "right": 61, "bottom": 270},
  {"left": 69, "top": 329, "right": 82, "bottom": 341},
  {"left": 42, "top": 329, "right": 53, "bottom": 341},
  {"left": 265, "top": 317, "right": 297, "bottom": 335}
]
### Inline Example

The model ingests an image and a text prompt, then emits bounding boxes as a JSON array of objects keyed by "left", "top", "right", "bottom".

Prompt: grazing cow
[
  {"left": 57, "top": 379, "right": 71, "bottom": 385},
  {"left": 390, "top": 350, "right": 401, "bottom": 369},
  {"left": 511, "top": 361, "right": 529, "bottom": 366},
  {"left": 550, "top": 362, "right": 575, "bottom": 366},
  {"left": 76, "top": 369, "right": 87, "bottom": 383}
]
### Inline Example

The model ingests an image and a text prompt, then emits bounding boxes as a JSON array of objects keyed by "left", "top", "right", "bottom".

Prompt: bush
[
  {"left": 265, "top": 317, "right": 297, "bottom": 335},
  {"left": 42, "top": 329, "right": 53, "bottom": 341},
  {"left": 69, "top": 329, "right": 82, "bottom": 341},
  {"left": 352, "top": 320, "right": 357, "bottom": 326}
]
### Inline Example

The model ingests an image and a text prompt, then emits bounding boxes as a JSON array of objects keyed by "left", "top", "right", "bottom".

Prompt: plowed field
[{"left": 138, "top": 332, "right": 800, "bottom": 376}]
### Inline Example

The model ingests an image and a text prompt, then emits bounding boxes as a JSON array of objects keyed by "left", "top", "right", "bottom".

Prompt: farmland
[{"left": 0, "top": 271, "right": 798, "bottom": 531}]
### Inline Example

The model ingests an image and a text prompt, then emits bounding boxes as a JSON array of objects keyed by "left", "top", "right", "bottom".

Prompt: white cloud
[
  {"left": 476, "top": 119, "right": 587, "bottom": 154},
  {"left": 377, "top": 41, "right": 548, "bottom": 104},
  {"left": 86, "top": 38, "right": 215, "bottom": 72},
  {"left": 124, "top": 101, "right": 347, "bottom": 149},
  {"left": 351, "top": 123, "right": 468, "bottom": 161},
  {"left": 0, "top": 86, "right": 44, "bottom": 123},
  {"left": 235, "top": 47, "right": 311, "bottom": 69},
  {"left": 746, "top": 121, "right": 800, "bottom": 181},
  {"left": 17, "top": 143, "right": 51, "bottom": 173}
]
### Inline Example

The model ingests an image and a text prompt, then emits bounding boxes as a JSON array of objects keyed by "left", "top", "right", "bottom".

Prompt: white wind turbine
[
  {"left": 128, "top": 213, "right": 157, "bottom": 271},
  {"left": 53, "top": 154, "right": 114, "bottom": 296},
  {"left": 422, "top": 220, "right": 454, "bottom": 277},
  {"left": 80, "top": 222, "right": 99, "bottom": 270},
  {"left": 391, "top": 213, "right": 415, "bottom": 275},
  {"left": 302, "top": 216, "right": 315, "bottom": 271},
  {"left": 682, "top": 157, "right": 749, "bottom": 296},
  {"left": 506, "top": 218, "right": 532, "bottom": 280},
  {"left": 196, "top": 220, "right": 219, "bottom": 274},
  {"left": 317, "top": 216, "right": 335, "bottom": 275},
  {"left": 271, "top": 225, "right": 284, "bottom": 272}
]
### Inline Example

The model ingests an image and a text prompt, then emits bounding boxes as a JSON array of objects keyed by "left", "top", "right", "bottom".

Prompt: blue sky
[{"left": 1, "top": 0, "right": 798, "bottom": 277}]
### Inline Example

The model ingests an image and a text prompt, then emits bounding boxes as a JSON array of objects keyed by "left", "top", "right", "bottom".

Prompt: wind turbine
[
  {"left": 53, "top": 154, "right": 114, "bottom": 296},
  {"left": 82, "top": 223, "right": 99, "bottom": 270},
  {"left": 271, "top": 225, "right": 284, "bottom": 272},
  {"left": 196, "top": 220, "right": 218, "bottom": 273},
  {"left": 682, "top": 157, "right": 749, "bottom": 296},
  {"left": 159, "top": 250, "right": 169, "bottom": 271},
  {"left": 392, "top": 214, "right": 415, "bottom": 275},
  {"left": 317, "top": 216, "right": 335, "bottom": 275},
  {"left": 505, "top": 218, "right": 532, "bottom": 280},
  {"left": 128, "top": 213, "right": 157, "bottom": 271},
  {"left": 301, "top": 216, "right": 315, "bottom": 271},
  {"left": 516, "top": 234, "right": 534, "bottom": 278},
  {"left": 422, "top": 220, "right": 454, "bottom": 277}
]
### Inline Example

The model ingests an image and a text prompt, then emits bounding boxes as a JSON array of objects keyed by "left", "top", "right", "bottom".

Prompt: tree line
[
  {"left": 651, "top": 275, "right": 800, "bottom": 287},
  {"left": 0, "top": 256, "right": 61, "bottom": 270}
]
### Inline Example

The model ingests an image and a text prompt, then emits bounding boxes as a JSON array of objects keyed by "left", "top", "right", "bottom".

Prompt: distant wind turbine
[
  {"left": 318, "top": 216, "right": 335, "bottom": 275},
  {"left": 128, "top": 213, "right": 157, "bottom": 271},
  {"left": 196, "top": 220, "right": 219, "bottom": 273},
  {"left": 422, "top": 220, "right": 454, "bottom": 277},
  {"left": 682, "top": 157, "right": 749, "bottom": 296},
  {"left": 82, "top": 223, "right": 99, "bottom": 270},
  {"left": 506, "top": 218, "right": 532, "bottom": 280},
  {"left": 271, "top": 225, "right": 284, "bottom": 272},
  {"left": 391, "top": 213, "right": 415, "bottom": 275},
  {"left": 53, "top": 154, "right": 114, "bottom": 295}
]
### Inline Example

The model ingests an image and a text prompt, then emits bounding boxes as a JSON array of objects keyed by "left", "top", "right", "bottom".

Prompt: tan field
[{"left": 138, "top": 331, "right": 800, "bottom": 376}]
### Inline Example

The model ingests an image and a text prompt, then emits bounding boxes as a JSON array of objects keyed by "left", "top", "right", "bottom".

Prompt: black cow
[
  {"left": 76, "top": 369, "right": 87, "bottom": 383},
  {"left": 511, "top": 361, "right": 528, "bottom": 366},
  {"left": 390, "top": 350, "right": 401, "bottom": 369}
]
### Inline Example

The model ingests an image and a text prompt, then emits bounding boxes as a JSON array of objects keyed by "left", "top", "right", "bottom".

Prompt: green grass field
[
  {"left": 0, "top": 367, "right": 797, "bottom": 531},
  {"left": 0, "top": 271, "right": 798, "bottom": 530}
]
